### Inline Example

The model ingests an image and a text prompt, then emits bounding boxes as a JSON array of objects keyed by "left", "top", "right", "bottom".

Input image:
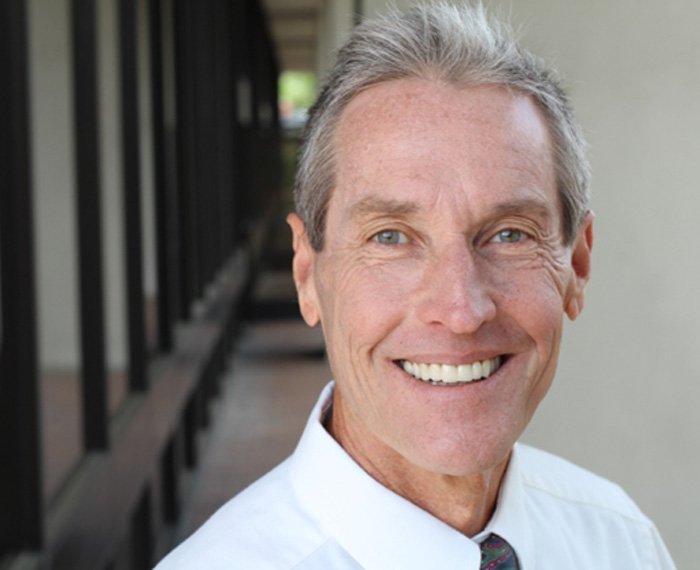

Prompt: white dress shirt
[{"left": 156, "top": 383, "right": 675, "bottom": 569}]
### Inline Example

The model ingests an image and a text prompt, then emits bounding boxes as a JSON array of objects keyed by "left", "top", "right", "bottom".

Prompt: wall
[
  {"left": 98, "top": 0, "right": 128, "bottom": 369},
  {"left": 317, "top": 0, "right": 355, "bottom": 77},
  {"left": 333, "top": 1, "right": 699, "bottom": 567},
  {"left": 29, "top": 0, "right": 80, "bottom": 369}
]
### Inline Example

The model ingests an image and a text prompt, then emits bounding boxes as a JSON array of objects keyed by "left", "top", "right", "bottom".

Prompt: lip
[{"left": 394, "top": 352, "right": 506, "bottom": 366}]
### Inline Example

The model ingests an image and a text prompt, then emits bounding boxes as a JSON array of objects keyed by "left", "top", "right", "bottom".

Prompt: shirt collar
[
  {"left": 290, "top": 383, "right": 532, "bottom": 570},
  {"left": 475, "top": 444, "right": 535, "bottom": 569}
]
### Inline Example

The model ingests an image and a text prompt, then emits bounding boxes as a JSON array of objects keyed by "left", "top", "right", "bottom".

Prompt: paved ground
[{"left": 173, "top": 317, "right": 330, "bottom": 540}]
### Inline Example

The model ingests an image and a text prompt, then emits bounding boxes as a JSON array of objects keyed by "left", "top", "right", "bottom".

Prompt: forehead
[{"left": 330, "top": 78, "right": 557, "bottom": 216}]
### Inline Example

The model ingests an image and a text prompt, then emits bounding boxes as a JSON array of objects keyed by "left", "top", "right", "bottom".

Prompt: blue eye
[
  {"left": 493, "top": 229, "right": 525, "bottom": 243},
  {"left": 373, "top": 230, "right": 408, "bottom": 245}
]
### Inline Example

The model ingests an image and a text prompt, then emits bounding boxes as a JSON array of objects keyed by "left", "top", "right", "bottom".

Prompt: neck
[{"left": 326, "top": 400, "right": 510, "bottom": 537}]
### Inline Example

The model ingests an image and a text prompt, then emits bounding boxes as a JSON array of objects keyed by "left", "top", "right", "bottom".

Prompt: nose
[{"left": 414, "top": 245, "right": 497, "bottom": 334}]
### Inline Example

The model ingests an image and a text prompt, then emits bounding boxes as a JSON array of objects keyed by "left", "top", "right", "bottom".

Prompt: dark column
[
  {"left": 173, "top": 0, "right": 199, "bottom": 318},
  {"left": 0, "top": 0, "right": 43, "bottom": 555},
  {"left": 213, "top": 0, "right": 237, "bottom": 264},
  {"left": 71, "top": 0, "right": 109, "bottom": 450},
  {"left": 119, "top": 0, "right": 148, "bottom": 391},
  {"left": 130, "top": 488, "right": 153, "bottom": 570},
  {"left": 150, "top": 0, "right": 176, "bottom": 352},
  {"left": 354, "top": 0, "right": 363, "bottom": 25}
]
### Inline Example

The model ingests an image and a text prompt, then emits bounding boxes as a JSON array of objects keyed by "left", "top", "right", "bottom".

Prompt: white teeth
[
  {"left": 457, "top": 364, "right": 470, "bottom": 382},
  {"left": 419, "top": 363, "right": 430, "bottom": 381},
  {"left": 429, "top": 363, "right": 441, "bottom": 380},
  {"left": 400, "top": 356, "right": 502, "bottom": 385},
  {"left": 443, "top": 364, "right": 457, "bottom": 382},
  {"left": 472, "top": 361, "right": 483, "bottom": 379}
]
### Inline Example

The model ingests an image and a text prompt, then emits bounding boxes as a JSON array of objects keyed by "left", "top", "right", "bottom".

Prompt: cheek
[
  {"left": 318, "top": 254, "right": 422, "bottom": 337},
  {"left": 511, "top": 282, "right": 564, "bottom": 358},
  {"left": 487, "top": 249, "right": 571, "bottom": 313},
  {"left": 506, "top": 276, "right": 565, "bottom": 407},
  {"left": 487, "top": 262, "right": 568, "bottom": 373}
]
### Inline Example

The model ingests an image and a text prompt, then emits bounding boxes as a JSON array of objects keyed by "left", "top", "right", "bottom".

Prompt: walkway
[{"left": 172, "top": 270, "right": 330, "bottom": 541}]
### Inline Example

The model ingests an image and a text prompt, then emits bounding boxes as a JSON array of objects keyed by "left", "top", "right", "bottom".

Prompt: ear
[
  {"left": 564, "top": 211, "right": 594, "bottom": 321},
  {"left": 287, "top": 213, "right": 321, "bottom": 327}
]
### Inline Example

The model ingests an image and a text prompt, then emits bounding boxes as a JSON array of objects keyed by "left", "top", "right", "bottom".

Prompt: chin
[{"left": 398, "top": 431, "right": 516, "bottom": 478}]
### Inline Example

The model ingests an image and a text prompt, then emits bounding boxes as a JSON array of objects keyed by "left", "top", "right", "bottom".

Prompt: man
[{"left": 157, "top": 4, "right": 675, "bottom": 568}]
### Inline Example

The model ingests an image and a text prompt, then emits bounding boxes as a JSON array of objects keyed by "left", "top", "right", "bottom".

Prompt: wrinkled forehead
[{"left": 330, "top": 78, "right": 558, "bottom": 215}]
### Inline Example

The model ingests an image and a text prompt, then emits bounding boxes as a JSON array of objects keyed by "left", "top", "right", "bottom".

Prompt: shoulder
[
  {"left": 155, "top": 459, "right": 328, "bottom": 570},
  {"left": 514, "top": 444, "right": 676, "bottom": 567},
  {"left": 515, "top": 443, "right": 643, "bottom": 519}
]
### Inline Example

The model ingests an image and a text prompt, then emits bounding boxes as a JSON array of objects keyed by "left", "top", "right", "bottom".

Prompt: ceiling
[{"left": 261, "top": 0, "right": 322, "bottom": 72}]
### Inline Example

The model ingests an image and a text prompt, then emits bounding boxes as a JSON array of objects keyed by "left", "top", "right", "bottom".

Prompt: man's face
[{"left": 290, "top": 79, "right": 592, "bottom": 478}]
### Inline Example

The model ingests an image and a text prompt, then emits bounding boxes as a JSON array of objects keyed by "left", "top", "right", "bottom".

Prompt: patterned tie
[{"left": 479, "top": 533, "right": 520, "bottom": 569}]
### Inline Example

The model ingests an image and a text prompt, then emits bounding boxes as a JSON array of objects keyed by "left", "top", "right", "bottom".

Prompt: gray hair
[{"left": 294, "top": 2, "right": 590, "bottom": 250}]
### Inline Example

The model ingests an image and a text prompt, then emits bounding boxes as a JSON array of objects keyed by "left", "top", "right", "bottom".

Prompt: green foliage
[{"left": 279, "top": 71, "right": 317, "bottom": 110}]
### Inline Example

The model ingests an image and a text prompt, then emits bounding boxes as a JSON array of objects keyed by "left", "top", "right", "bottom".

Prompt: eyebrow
[
  {"left": 349, "top": 195, "right": 555, "bottom": 221},
  {"left": 490, "top": 197, "right": 556, "bottom": 220},
  {"left": 348, "top": 196, "right": 421, "bottom": 219}
]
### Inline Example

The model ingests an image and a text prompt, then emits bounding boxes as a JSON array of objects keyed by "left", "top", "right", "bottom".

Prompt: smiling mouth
[{"left": 397, "top": 356, "right": 504, "bottom": 385}]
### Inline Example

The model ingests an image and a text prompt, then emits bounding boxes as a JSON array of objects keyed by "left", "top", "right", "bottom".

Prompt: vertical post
[
  {"left": 173, "top": 0, "right": 198, "bottom": 318},
  {"left": 0, "top": 0, "right": 43, "bottom": 555},
  {"left": 119, "top": 0, "right": 148, "bottom": 391},
  {"left": 213, "top": 0, "right": 236, "bottom": 265},
  {"left": 71, "top": 0, "right": 109, "bottom": 450},
  {"left": 191, "top": 0, "right": 214, "bottom": 294},
  {"left": 149, "top": 0, "right": 175, "bottom": 351},
  {"left": 230, "top": 0, "right": 247, "bottom": 246},
  {"left": 354, "top": 0, "right": 363, "bottom": 26},
  {"left": 130, "top": 487, "right": 153, "bottom": 569},
  {"left": 159, "top": 435, "right": 181, "bottom": 523}
]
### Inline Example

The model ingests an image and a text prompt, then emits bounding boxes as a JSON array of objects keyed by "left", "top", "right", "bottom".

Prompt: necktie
[{"left": 479, "top": 533, "right": 520, "bottom": 569}]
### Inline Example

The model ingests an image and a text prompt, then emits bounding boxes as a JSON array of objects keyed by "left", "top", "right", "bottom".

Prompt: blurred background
[{"left": 1, "top": 0, "right": 696, "bottom": 568}]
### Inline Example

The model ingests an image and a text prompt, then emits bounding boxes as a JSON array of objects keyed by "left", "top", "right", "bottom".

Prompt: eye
[
  {"left": 373, "top": 229, "right": 409, "bottom": 245},
  {"left": 491, "top": 228, "right": 526, "bottom": 244}
]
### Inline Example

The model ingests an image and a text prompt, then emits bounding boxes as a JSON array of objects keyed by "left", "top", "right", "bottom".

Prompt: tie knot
[{"left": 479, "top": 533, "right": 519, "bottom": 569}]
